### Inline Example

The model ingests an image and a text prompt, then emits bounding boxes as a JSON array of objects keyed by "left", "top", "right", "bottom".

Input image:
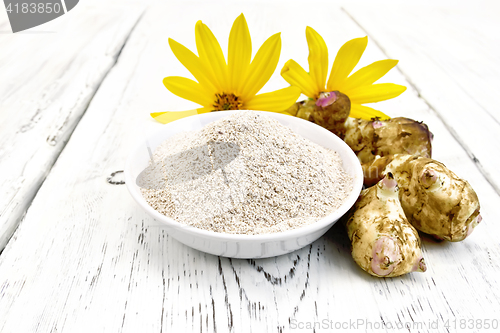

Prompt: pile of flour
[{"left": 140, "top": 111, "right": 352, "bottom": 234}]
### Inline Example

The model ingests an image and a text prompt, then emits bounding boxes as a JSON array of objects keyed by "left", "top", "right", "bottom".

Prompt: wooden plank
[
  {"left": 343, "top": 2, "right": 500, "bottom": 194},
  {"left": 0, "top": 2, "right": 145, "bottom": 250},
  {"left": 0, "top": 2, "right": 499, "bottom": 332}
]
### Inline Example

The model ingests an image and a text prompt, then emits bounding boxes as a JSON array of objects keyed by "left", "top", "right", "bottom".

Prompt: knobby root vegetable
[
  {"left": 346, "top": 174, "right": 426, "bottom": 277},
  {"left": 363, "top": 154, "right": 481, "bottom": 241},
  {"left": 344, "top": 117, "right": 433, "bottom": 165},
  {"left": 285, "top": 91, "right": 351, "bottom": 139},
  {"left": 285, "top": 96, "right": 433, "bottom": 162},
  {"left": 286, "top": 95, "right": 480, "bottom": 243}
]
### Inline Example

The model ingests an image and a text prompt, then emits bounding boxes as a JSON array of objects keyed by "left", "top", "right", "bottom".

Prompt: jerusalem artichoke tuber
[
  {"left": 285, "top": 96, "right": 433, "bottom": 162},
  {"left": 344, "top": 117, "right": 433, "bottom": 165},
  {"left": 346, "top": 174, "right": 426, "bottom": 277},
  {"left": 363, "top": 155, "right": 481, "bottom": 241},
  {"left": 285, "top": 91, "right": 351, "bottom": 139}
]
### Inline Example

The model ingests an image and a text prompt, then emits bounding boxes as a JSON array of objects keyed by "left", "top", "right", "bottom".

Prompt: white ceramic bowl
[{"left": 126, "top": 111, "right": 363, "bottom": 258}]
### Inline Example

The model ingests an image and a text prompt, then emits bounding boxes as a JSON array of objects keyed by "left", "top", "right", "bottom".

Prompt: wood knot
[{"left": 107, "top": 170, "right": 125, "bottom": 185}]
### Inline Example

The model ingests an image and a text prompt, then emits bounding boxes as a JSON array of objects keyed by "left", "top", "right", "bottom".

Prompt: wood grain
[
  {"left": 0, "top": 2, "right": 144, "bottom": 250},
  {"left": 0, "top": 1, "right": 499, "bottom": 333},
  {"left": 344, "top": 2, "right": 500, "bottom": 194}
]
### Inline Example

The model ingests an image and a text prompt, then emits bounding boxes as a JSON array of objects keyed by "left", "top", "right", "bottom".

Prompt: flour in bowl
[{"left": 140, "top": 111, "right": 352, "bottom": 234}]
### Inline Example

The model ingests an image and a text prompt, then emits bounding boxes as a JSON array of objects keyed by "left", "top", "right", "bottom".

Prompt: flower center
[{"left": 213, "top": 93, "right": 243, "bottom": 111}]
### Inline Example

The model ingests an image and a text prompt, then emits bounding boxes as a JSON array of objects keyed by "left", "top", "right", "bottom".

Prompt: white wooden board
[{"left": 0, "top": 2, "right": 144, "bottom": 250}]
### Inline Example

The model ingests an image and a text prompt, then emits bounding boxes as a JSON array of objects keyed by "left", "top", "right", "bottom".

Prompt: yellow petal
[
  {"left": 342, "top": 59, "right": 399, "bottom": 92},
  {"left": 281, "top": 60, "right": 318, "bottom": 98},
  {"left": 244, "top": 86, "right": 301, "bottom": 111},
  {"left": 348, "top": 83, "right": 406, "bottom": 104},
  {"left": 195, "top": 21, "right": 228, "bottom": 90},
  {"left": 306, "top": 27, "right": 328, "bottom": 93},
  {"left": 327, "top": 37, "right": 368, "bottom": 90},
  {"left": 151, "top": 108, "right": 211, "bottom": 124},
  {"left": 239, "top": 33, "right": 281, "bottom": 100},
  {"left": 163, "top": 76, "right": 213, "bottom": 106},
  {"left": 228, "top": 14, "right": 251, "bottom": 94},
  {"left": 350, "top": 103, "right": 390, "bottom": 120},
  {"left": 168, "top": 38, "right": 218, "bottom": 94}
]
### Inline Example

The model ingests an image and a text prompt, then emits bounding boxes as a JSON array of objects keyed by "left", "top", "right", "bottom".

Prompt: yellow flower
[
  {"left": 281, "top": 27, "right": 406, "bottom": 120},
  {"left": 152, "top": 14, "right": 301, "bottom": 124}
]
